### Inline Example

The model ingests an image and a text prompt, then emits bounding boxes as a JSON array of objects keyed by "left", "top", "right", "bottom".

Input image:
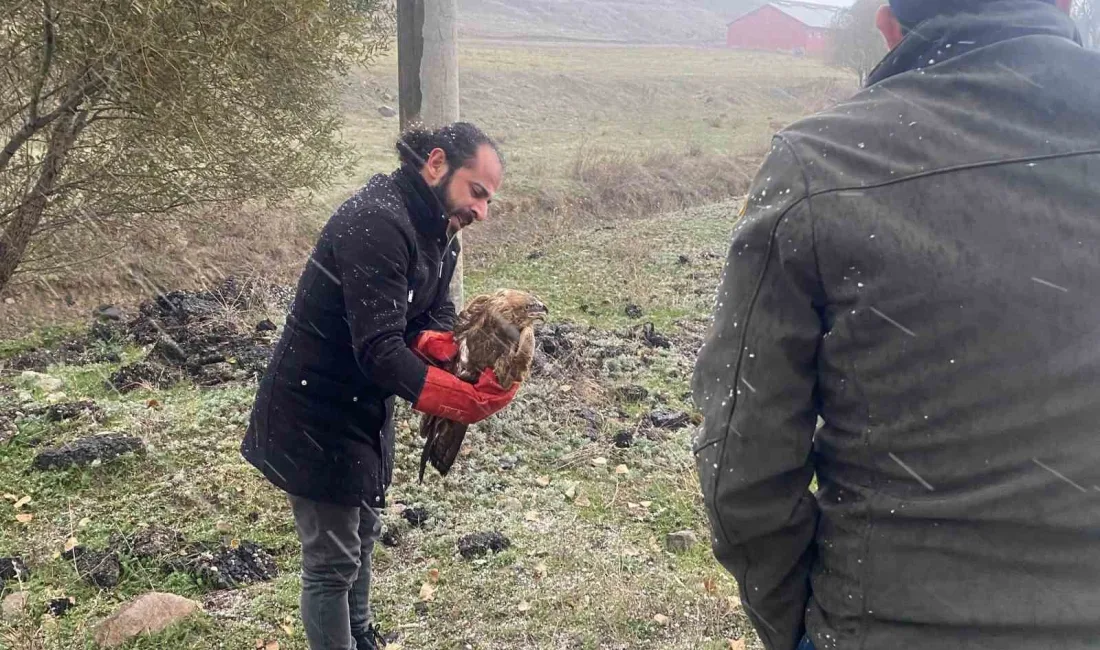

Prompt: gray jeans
[{"left": 289, "top": 494, "right": 383, "bottom": 650}]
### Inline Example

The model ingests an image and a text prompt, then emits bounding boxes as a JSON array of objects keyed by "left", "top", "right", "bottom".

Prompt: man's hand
[
  {"left": 413, "top": 366, "right": 520, "bottom": 425},
  {"left": 412, "top": 330, "right": 459, "bottom": 365}
]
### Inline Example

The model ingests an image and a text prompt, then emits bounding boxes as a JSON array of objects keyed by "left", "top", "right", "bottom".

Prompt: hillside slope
[{"left": 457, "top": 0, "right": 756, "bottom": 43}]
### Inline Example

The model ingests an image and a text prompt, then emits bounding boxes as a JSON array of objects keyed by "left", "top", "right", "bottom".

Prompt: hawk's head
[
  {"left": 457, "top": 289, "right": 548, "bottom": 344},
  {"left": 486, "top": 289, "right": 548, "bottom": 328}
]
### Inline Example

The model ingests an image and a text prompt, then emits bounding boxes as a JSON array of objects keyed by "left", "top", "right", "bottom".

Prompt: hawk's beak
[{"left": 529, "top": 301, "right": 549, "bottom": 321}]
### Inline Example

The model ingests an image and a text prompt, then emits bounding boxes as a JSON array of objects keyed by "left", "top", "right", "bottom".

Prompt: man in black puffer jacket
[
  {"left": 242, "top": 122, "right": 516, "bottom": 650},
  {"left": 693, "top": 1, "right": 1100, "bottom": 649}
]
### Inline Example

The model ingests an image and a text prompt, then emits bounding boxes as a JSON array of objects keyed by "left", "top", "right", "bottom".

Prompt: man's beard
[{"left": 432, "top": 170, "right": 477, "bottom": 229}]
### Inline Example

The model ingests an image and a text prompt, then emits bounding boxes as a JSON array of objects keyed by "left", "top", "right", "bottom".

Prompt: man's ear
[
  {"left": 876, "top": 4, "right": 906, "bottom": 50},
  {"left": 423, "top": 147, "right": 450, "bottom": 185}
]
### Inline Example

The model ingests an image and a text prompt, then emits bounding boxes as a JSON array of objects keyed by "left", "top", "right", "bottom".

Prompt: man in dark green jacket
[{"left": 693, "top": 1, "right": 1100, "bottom": 649}]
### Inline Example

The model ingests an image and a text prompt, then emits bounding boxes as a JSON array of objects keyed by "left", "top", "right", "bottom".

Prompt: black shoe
[{"left": 355, "top": 624, "right": 387, "bottom": 650}]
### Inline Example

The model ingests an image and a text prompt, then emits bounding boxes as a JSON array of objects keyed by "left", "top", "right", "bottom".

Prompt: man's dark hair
[
  {"left": 889, "top": 0, "right": 1056, "bottom": 27},
  {"left": 396, "top": 122, "right": 503, "bottom": 171}
]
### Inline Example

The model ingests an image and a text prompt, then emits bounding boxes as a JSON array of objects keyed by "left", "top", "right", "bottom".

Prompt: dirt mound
[
  {"left": 401, "top": 506, "right": 431, "bottom": 528},
  {"left": 65, "top": 546, "right": 122, "bottom": 588},
  {"left": 167, "top": 541, "right": 278, "bottom": 590},
  {"left": 5, "top": 334, "right": 122, "bottom": 372},
  {"left": 109, "top": 526, "right": 277, "bottom": 591},
  {"left": 110, "top": 280, "right": 280, "bottom": 391},
  {"left": 128, "top": 290, "right": 224, "bottom": 345},
  {"left": 457, "top": 531, "right": 511, "bottom": 559},
  {"left": 119, "top": 525, "right": 188, "bottom": 560},
  {"left": 39, "top": 400, "right": 104, "bottom": 423},
  {"left": 534, "top": 320, "right": 687, "bottom": 382},
  {"left": 648, "top": 409, "right": 690, "bottom": 430},
  {"left": 32, "top": 434, "right": 145, "bottom": 471},
  {"left": 108, "top": 362, "right": 185, "bottom": 393}
]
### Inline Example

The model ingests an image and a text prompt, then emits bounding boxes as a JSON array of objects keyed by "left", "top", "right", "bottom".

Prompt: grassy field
[
  {"left": 338, "top": 42, "right": 851, "bottom": 251},
  {"left": 0, "top": 41, "right": 853, "bottom": 650},
  {"left": 0, "top": 201, "right": 754, "bottom": 650}
]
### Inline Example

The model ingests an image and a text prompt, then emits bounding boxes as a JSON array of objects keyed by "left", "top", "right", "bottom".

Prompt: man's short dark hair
[
  {"left": 890, "top": 0, "right": 1057, "bottom": 27},
  {"left": 396, "top": 122, "right": 503, "bottom": 171}
]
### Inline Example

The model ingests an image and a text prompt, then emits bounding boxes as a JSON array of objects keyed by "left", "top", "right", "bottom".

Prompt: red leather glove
[
  {"left": 413, "top": 366, "right": 520, "bottom": 425},
  {"left": 412, "top": 330, "right": 459, "bottom": 365}
]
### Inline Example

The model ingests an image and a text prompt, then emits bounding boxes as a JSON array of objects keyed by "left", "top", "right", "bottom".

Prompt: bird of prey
[{"left": 419, "top": 289, "right": 548, "bottom": 482}]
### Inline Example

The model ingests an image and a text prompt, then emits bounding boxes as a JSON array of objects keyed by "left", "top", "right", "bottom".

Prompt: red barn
[{"left": 727, "top": 1, "right": 846, "bottom": 56}]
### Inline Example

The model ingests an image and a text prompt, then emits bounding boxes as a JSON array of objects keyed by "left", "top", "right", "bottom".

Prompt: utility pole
[{"left": 397, "top": 0, "right": 464, "bottom": 306}]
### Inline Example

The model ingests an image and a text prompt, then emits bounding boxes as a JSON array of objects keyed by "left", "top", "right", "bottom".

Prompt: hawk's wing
[
  {"left": 418, "top": 298, "right": 536, "bottom": 482},
  {"left": 418, "top": 333, "right": 477, "bottom": 482}
]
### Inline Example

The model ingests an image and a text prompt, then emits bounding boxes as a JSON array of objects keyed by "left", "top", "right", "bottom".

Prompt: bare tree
[
  {"left": 830, "top": 0, "right": 888, "bottom": 86},
  {"left": 0, "top": 0, "right": 395, "bottom": 294},
  {"left": 1075, "top": 0, "right": 1100, "bottom": 48}
]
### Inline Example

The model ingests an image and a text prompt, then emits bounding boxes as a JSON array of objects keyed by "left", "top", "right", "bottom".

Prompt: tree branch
[
  {"left": 0, "top": 67, "right": 108, "bottom": 176},
  {"left": 0, "top": 105, "right": 88, "bottom": 291},
  {"left": 27, "top": 0, "right": 57, "bottom": 124}
]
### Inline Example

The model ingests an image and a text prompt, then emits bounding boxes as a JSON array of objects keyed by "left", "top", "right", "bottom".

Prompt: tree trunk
[
  {"left": 397, "top": 0, "right": 425, "bottom": 130},
  {"left": 0, "top": 110, "right": 82, "bottom": 294},
  {"left": 419, "top": 0, "right": 463, "bottom": 307}
]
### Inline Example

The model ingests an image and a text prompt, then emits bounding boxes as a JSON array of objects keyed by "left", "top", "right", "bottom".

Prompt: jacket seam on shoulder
[
  {"left": 777, "top": 134, "right": 828, "bottom": 304},
  {"left": 806, "top": 147, "right": 1100, "bottom": 199}
]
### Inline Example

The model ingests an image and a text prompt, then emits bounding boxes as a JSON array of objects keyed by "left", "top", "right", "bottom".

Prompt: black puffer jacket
[
  {"left": 693, "top": 2, "right": 1100, "bottom": 649},
  {"left": 242, "top": 165, "right": 458, "bottom": 508}
]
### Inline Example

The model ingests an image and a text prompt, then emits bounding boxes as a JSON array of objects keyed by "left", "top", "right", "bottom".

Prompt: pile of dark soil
[
  {"left": 457, "top": 531, "right": 511, "bottom": 559},
  {"left": 31, "top": 434, "right": 146, "bottom": 471}
]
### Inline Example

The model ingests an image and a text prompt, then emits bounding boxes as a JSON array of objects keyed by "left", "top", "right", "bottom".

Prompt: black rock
[
  {"left": 66, "top": 546, "right": 122, "bottom": 588},
  {"left": 526, "top": 250, "right": 546, "bottom": 260},
  {"left": 414, "top": 601, "right": 429, "bottom": 617},
  {"left": 648, "top": 410, "right": 690, "bottom": 430},
  {"left": 402, "top": 507, "right": 430, "bottom": 528},
  {"left": 615, "top": 385, "right": 649, "bottom": 403},
  {"left": 46, "top": 597, "right": 76, "bottom": 617},
  {"left": 255, "top": 319, "right": 277, "bottom": 332},
  {"left": 641, "top": 323, "right": 672, "bottom": 349},
  {"left": 677, "top": 254, "right": 691, "bottom": 266},
  {"left": 625, "top": 304, "right": 644, "bottom": 319},
  {"left": 457, "top": 531, "right": 511, "bottom": 559},
  {"left": 32, "top": 434, "right": 145, "bottom": 471},
  {"left": 613, "top": 430, "right": 635, "bottom": 448}
]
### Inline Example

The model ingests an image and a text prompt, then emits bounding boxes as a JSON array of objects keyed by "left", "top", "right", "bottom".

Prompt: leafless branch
[{"left": 27, "top": 0, "right": 57, "bottom": 124}]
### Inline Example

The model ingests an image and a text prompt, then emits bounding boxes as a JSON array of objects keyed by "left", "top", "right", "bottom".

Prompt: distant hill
[{"left": 457, "top": 0, "right": 762, "bottom": 44}]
